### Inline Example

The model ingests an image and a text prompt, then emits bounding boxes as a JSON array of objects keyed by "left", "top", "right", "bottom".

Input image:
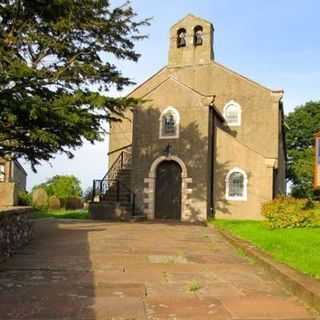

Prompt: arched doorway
[{"left": 155, "top": 161, "right": 182, "bottom": 219}]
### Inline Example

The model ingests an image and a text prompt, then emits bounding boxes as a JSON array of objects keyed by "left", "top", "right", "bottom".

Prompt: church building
[{"left": 91, "top": 15, "right": 286, "bottom": 222}]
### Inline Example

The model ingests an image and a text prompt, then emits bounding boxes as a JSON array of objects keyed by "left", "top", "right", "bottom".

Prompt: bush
[
  {"left": 32, "top": 188, "right": 48, "bottom": 209},
  {"left": 17, "top": 191, "right": 32, "bottom": 206},
  {"left": 64, "top": 197, "right": 83, "bottom": 210},
  {"left": 33, "top": 175, "right": 82, "bottom": 199},
  {"left": 48, "top": 195, "right": 61, "bottom": 210},
  {"left": 261, "top": 197, "right": 320, "bottom": 229}
]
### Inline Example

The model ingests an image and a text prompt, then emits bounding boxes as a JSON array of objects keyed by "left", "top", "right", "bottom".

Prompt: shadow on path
[{"left": 0, "top": 219, "right": 316, "bottom": 320}]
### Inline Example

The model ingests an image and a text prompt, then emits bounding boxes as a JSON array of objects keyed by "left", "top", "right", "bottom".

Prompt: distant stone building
[
  {"left": 0, "top": 158, "right": 27, "bottom": 207},
  {"left": 91, "top": 15, "right": 286, "bottom": 221}
]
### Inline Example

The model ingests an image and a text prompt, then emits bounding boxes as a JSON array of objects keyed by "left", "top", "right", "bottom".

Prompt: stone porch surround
[{"left": 143, "top": 155, "right": 193, "bottom": 221}]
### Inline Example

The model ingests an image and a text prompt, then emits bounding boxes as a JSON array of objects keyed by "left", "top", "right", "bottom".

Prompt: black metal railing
[
  {"left": 91, "top": 145, "right": 136, "bottom": 215},
  {"left": 92, "top": 178, "right": 136, "bottom": 216},
  {"left": 103, "top": 146, "right": 132, "bottom": 181}
]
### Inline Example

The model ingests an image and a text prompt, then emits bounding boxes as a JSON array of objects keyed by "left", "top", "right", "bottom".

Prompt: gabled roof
[
  {"left": 170, "top": 14, "right": 213, "bottom": 29},
  {"left": 127, "top": 66, "right": 167, "bottom": 98},
  {"left": 140, "top": 75, "right": 212, "bottom": 99},
  {"left": 130, "top": 74, "right": 225, "bottom": 122},
  {"left": 127, "top": 61, "right": 283, "bottom": 102},
  {"left": 14, "top": 159, "right": 27, "bottom": 176},
  {"left": 213, "top": 61, "right": 283, "bottom": 94}
]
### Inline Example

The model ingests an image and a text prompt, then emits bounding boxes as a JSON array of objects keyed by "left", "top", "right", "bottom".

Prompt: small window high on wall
[
  {"left": 159, "top": 107, "right": 180, "bottom": 139},
  {"left": 194, "top": 25, "right": 203, "bottom": 46},
  {"left": 177, "top": 28, "right": 187, "bottom": 48}
]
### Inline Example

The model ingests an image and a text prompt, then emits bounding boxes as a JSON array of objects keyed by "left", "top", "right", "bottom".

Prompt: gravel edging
[{"left": 213, "top": 225, "right": 320, "bottom": 314}]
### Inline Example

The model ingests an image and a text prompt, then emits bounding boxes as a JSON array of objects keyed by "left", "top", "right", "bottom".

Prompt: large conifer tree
[{"left": 0, "top": 0, "right": 149, "bottom": 168}]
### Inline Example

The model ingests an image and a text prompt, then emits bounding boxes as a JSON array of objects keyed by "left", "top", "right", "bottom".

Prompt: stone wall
[
  {"left": 0, "top": 207, "right": 33, "bottom": 262},
  {"left": 0, "top": 182, "right": 16, "bottom": 207},
  {"left": 131, "top": 79, "right": 210, "bottom": 222},
  {"left": 0, "top": 158, "right": 27, "bottom": 206}
]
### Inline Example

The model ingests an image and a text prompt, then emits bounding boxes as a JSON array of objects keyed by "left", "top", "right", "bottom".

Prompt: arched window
[
  {"left": 177, "top": 28, "right": 187, "bottom": 48},
  {"left": 226, "top": 168, "right": 248, "bottom": 201},
  {"left": 159, "top": 107, "right": 180, "bottom": 139},
  {"left": 223, "top": 100, "right": 241, "bottom": 126},
  {"left": 194, "top": 25, "right": 203, "bottom": 46}
]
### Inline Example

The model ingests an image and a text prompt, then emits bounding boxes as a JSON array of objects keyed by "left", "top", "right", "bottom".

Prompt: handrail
[
  {"left": 102, "top": 152, "right": 121, "bottom": 180},
  {"left": 92, "top": 145, "right": 136, "bottom": 216},
  {"left": 97, "top": 178, "right": 132, "bottom": 194},
  {"left": 92, "top": 178, "right": 136, "bottom": 216},
  {"left": 107, "top": 144, "right": 132, "bottom": 156},
  {"left": 102, "top": 145, "right": 132, "bottom": 180}
]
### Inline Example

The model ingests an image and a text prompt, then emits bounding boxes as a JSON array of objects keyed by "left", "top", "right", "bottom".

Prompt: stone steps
[{"left": 90, "top": 167, "right": 141, "bottom": 220}]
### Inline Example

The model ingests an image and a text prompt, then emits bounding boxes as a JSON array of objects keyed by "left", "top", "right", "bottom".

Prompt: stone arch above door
[{"left": 144, "top": 155, "right": 192, "bottom": 220}]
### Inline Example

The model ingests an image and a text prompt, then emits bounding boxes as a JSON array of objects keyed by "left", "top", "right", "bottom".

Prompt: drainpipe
[
  {"left": 8, "top": 159, "right": 13, "bottom": 183},
  {"left": 207, "top": 96, "right": 216, "bottom": 218}
]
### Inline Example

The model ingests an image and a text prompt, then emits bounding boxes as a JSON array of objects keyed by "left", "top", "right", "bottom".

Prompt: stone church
[{"left": 90, "top": 14, "right": 286, "bottom": 222}]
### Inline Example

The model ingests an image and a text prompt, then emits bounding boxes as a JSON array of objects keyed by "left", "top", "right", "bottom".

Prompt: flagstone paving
[{"left": 0, "top": 219, "right": 318, "bottom": 319}]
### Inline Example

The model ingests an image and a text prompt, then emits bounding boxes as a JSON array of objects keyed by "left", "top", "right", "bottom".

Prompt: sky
[{"left": 22, "top": 0, "right": 320, "bottom": 191}]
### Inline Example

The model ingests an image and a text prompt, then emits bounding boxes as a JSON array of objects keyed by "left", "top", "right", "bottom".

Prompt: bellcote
[{"left": 168, "top": 14, "right": 214, "bottom": 67}]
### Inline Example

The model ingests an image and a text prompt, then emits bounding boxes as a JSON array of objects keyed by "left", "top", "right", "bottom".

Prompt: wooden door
[{"left": 155, "top": 161, "right": 182, "bottom": 219}]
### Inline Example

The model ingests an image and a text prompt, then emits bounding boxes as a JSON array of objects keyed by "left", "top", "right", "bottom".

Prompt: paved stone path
[{"left": 0, "top": 219, "right": 318, "bottom": 319}]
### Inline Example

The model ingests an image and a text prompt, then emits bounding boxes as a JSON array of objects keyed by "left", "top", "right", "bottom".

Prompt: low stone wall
[
  {"left": 89, "top": 202, "right": 131, "bottom": 221},
  {"left": 216, "top": 227, "right": 320, "bottom": 314},
  {"left": 0, "top": 207, "right": 33, "bottom": 262}
]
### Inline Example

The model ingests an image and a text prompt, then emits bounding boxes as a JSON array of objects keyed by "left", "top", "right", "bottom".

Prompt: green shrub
[
  {"left": 48, "top": 195, "right": 61, "bottom": 210},
  {"left": 33, "top": 175, "right": 82, "bottom": 198},
  {"left": 32, "top": 187, "right": 48, "bottom": 209},
  {"left": 261, "top": 197, "right": 319, "bottom": 229},
  {"left": 17, "top": 191, "right": 32, "bottom": 206}
]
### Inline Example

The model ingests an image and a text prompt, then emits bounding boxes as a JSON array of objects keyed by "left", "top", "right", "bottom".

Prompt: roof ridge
[
  {"left": 139, "top": 74, "right": 213, "bottom": 99},
  {"left": 127, "top": 66, "right": 167, "bottom": 98},
  {"left": 213, "top": 61, "right": 283, "bottom": 93},
  {"left": 170, "top": 14, "right": 213, "bottom": 29}
]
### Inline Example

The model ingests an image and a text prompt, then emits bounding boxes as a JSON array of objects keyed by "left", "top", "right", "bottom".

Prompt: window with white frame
[
  {"left": 223, "top": 101, "right": 241, "bottom": 126},
  {"left": 159, "top": 107, "right": 180, "bottom": 139},
  {"left": 226, "top": 168, "right": 247, "bottom": 201},
  {"left": 0, "top": 164, "right": 5, "bottom": 182}
]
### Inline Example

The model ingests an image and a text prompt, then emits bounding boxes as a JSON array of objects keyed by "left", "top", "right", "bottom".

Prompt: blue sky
[{"left": 23, "top": 0, "right": 320, "bottom": 191}]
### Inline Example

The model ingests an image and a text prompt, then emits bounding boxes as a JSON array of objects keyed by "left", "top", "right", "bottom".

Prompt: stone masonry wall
[
  {"left": 0, "top": 207, "right": 33, "bottom": 263},
  {"left": 0, "top": 182, "right": 15, "bottom": 207},
  {"left": 131, "top": 78, "right": 210, "bottom": 222}
]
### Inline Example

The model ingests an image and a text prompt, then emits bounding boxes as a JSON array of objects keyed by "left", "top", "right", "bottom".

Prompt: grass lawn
[
  {"left": 210, "top": 219, "right": 320, "bottom": 279},
  {"left": 32, "top": 209, "right": 89, "bottom": 220}
]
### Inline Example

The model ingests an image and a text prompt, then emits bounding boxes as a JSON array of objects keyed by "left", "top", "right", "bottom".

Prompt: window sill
[
  {"left": 159, "top": 135, "right": 179, "bottom": 140},
  {"left": 226, "top": 196, "right": 247, "bottom": 201},
  {"left": 226, "top": 123, "right": 241, "bottom": 127}
]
